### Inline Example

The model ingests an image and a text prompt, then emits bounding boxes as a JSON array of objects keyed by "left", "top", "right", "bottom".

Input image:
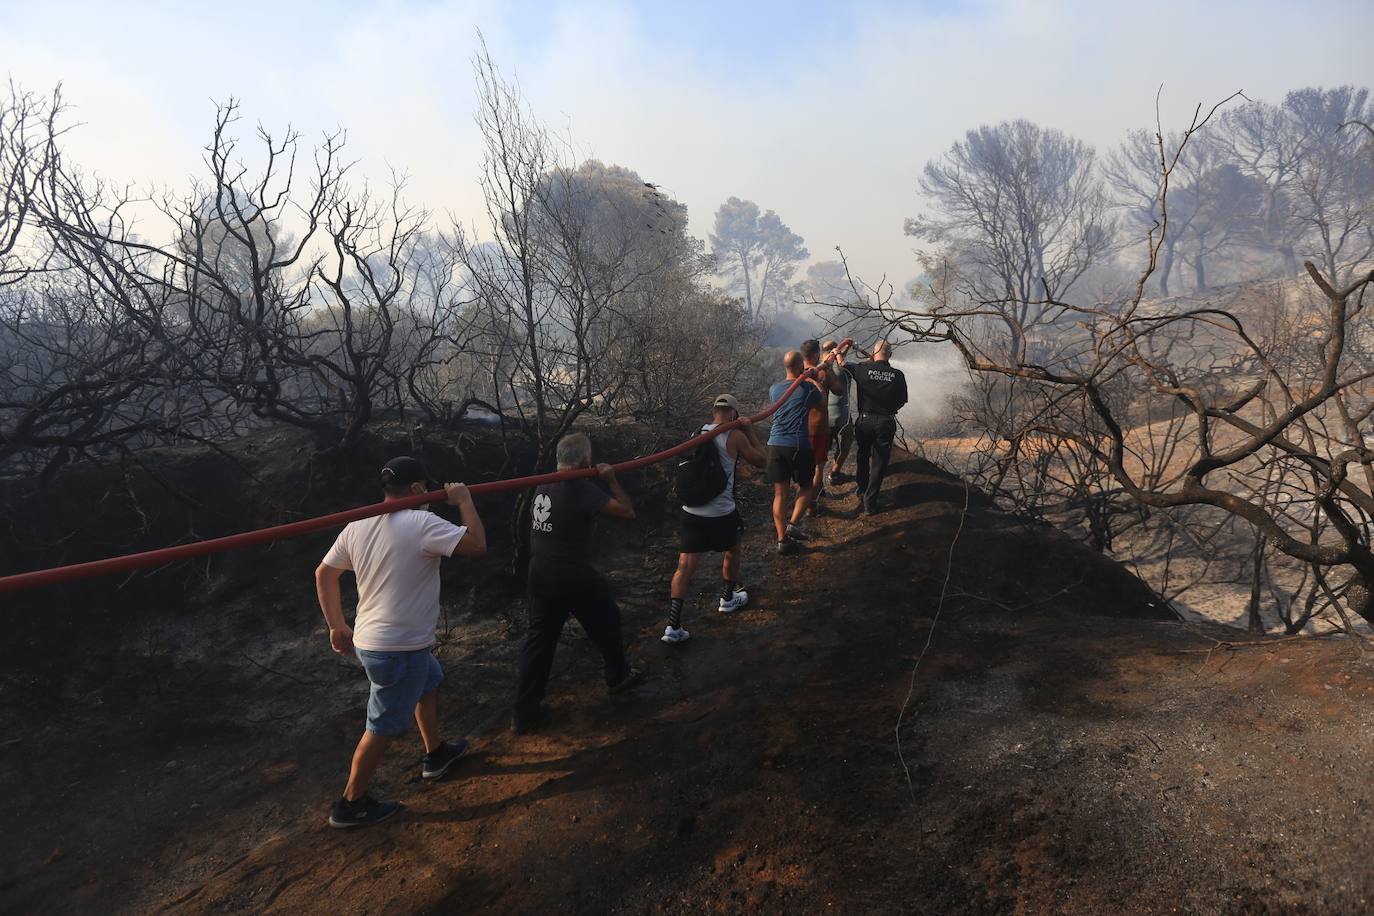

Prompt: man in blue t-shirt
[{"left": 766, "top": 351, "right": 823, "bottom": 554}]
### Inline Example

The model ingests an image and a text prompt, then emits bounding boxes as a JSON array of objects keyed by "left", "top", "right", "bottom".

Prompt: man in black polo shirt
[
  {"left": 847, "top": 339, "right": 908, "bottom": 514},
  {"left": 513, "top": 432, "right": 644, "bottom": 733}
]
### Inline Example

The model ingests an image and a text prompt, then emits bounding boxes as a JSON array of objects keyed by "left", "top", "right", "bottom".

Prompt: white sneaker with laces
[
  {"left": 718, "top": 589, "right": 750, "bottom": 613},
  {"left": 661, "top": 625, "right": 691, "bottom": 644}
]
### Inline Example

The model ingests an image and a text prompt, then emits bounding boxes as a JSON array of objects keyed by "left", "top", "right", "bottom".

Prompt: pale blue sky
[{"left": 2, "top": 0, "right": 1371, "bottom": 280}]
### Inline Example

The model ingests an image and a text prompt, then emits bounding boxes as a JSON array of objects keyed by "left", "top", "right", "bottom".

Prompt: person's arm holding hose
[
  {"left": 445, "top": 482, "right": 487, "bottom": 557},
  {"left": 821, "top": 338, "right": 855, "bottom": 374},
  {"left": 821, "top": 362, "right": 843, "bottom": 394},
  {"left": 598, "top": 463, "right": 636, "bottom": 520},
  {"left": 734, "top": 417, "right": 767, "bottom": 469}
]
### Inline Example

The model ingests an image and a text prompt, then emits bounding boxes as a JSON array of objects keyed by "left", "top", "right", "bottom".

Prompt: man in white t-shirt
[{"left": 315, "top": 456, "right": 487, "bottom": 829}]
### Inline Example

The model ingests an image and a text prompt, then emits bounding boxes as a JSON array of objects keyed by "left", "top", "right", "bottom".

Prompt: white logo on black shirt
[{"left": 532, "top": 493, "right": 553, "bottom": 532}]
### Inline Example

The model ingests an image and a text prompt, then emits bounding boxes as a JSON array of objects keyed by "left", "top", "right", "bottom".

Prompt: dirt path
[{"left": 7, "top": 456, "right": 1374, "bottom": 914}]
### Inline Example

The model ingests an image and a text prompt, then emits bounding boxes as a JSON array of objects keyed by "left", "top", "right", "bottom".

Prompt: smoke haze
[
  {"left": 1, "top": 0, "right": 1369, "bottom": 283},
  {"left": 890, "top": 344, "right": 969, "bottom": 435}
]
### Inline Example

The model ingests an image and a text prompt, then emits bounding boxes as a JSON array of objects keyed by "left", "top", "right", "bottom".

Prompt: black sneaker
[
  {"left": 829, "top": 471, "right": 850, "bottom": 484},
  {"left": 421, "top": 739, "right": 469, "bottom": 780},
  {"left": 511, "top": 704, "right": 551, "bottom": 735},
  {"left": 785, "top": 522, "right": 811, "bottom": 542},
  {"left": 329, "top": 795, "right": 403, "bottom": 829},
  {"left": 777, "top": 538, "right": 798, "bottom": 555},
  {"left": 608, "top": 666, "right": 645, "bottom": 694}
]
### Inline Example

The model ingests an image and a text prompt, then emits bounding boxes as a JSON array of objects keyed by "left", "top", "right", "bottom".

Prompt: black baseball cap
[{"left": 380, "top": 456, "right": 434, "bottom": 489}]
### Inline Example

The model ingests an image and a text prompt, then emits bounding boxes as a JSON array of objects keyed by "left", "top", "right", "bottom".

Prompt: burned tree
[
  {"left": 829, "top": 94, "right": 1374, "bottom": 633},
  {"left": 905, "top": 119, "right": 1112, "bottom": 363}
]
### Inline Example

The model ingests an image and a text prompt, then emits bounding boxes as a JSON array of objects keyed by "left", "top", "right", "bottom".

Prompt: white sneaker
[
  {"left": 661, "top": 625, "right": 691, "bottom": 644},
  {"left": 718, "top": 589, "right": 749, "bottom": 613}
]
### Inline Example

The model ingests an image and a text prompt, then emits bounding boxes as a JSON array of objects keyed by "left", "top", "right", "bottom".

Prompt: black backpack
[{"left": 675, "top": 427, "right": 728, "bottom": 507}]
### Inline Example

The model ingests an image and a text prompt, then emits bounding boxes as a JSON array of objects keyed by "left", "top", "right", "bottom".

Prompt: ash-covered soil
[{"left": 2, "top": 454, "right": 1372, "bottom": 914}]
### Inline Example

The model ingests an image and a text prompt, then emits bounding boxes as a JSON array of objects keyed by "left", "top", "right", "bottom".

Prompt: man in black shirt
[
  {"left": 514, "top": 432, "right": 644, "bottom": 733},
  {"left": 847, "top": 339, "right": 908, "bottom": 514}
]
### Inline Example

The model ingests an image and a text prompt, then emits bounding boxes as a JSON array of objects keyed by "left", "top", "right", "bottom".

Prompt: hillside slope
[{"left": 4, "top": 456, "right": 1372, "bottom": 914}]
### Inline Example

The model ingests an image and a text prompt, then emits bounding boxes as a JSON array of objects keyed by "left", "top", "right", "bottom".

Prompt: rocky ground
[{"left": 2, "top": 455, "right": 1372, "bottom": 914}]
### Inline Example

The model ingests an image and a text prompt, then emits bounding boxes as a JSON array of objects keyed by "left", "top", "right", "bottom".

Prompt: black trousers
[
  {"left": 854, "top": 413, "right": 898, "bottom": 509},
  {"left": 515, "top": 576, "right": 629, "bottom": 718}
]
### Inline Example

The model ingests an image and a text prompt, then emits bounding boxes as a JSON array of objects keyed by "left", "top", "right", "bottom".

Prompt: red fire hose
[{"left": 0, "top": 346, "right": 851, "bottom": 593}]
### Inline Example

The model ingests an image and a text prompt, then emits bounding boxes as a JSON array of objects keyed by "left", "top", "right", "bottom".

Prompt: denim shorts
[{"left": 355, "top": 648, "right": 444, "bottom": 737}]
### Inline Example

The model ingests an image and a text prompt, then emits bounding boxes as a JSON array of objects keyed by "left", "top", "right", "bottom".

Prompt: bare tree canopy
[
  {"left": 905, "top": 119, "right": 1112, "bottom": 361},
  {"left": 821, "top": 88, "right": 1374, "bottom": 635},
  {"left": 0, "top": 59, "right": 766, "bottom": 500}
]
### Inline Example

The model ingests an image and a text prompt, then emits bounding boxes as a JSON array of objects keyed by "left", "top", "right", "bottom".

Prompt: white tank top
[{"left": 682, "top": 423, "right": 737, "bottom": 518}]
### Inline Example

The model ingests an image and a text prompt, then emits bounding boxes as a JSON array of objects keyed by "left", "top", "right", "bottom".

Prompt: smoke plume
[{"left": 889, "top": 343, "right": 968, "bottom": 435}]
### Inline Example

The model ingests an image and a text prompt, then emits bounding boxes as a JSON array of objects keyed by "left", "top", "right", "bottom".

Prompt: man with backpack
[{"left": 663, "top": 394, "right": 767, "bottom": 644}]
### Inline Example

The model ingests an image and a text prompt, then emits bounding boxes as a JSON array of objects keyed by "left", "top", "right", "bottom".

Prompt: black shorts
[
  {"left": 766, "top": 444, "right": 815, "bottom": 486},
  {"left": 680, "top": 509, "right": 744, "bottom": 554}
]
